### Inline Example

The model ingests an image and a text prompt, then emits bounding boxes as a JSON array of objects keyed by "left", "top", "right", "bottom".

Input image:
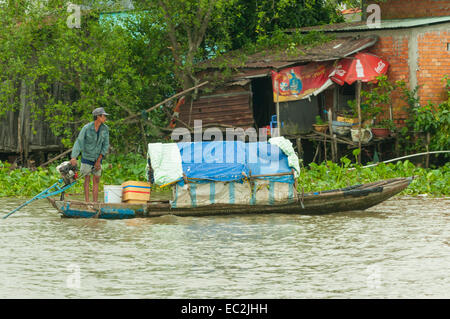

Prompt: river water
[{"left": 0, "top": 196, "right": 448, "bottom": 299}]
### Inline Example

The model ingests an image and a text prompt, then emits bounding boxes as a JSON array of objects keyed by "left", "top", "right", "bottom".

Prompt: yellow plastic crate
[
  {"left": 121, "top": 181, "right": 151, "bottom": 203},
  {"left": 337, "top": 116, "right": 359, "bottom": 124}
]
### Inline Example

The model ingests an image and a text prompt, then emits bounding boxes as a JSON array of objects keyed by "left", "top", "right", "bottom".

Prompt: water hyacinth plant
[
  {"left": 298, "top": 158, "right": 449, "bottom": 196},
  {"left": 1, "top": 154, "right": 449, "bottom": 198}
]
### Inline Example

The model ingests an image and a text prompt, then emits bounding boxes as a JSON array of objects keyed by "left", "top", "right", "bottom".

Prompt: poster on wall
[{"left": 271, "top": 62, "right": 335, "bottom": 102}]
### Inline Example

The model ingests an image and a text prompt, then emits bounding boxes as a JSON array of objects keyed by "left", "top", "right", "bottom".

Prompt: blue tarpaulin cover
[
  {"left": 177, "top": 141, "right": 294, "bottom": 184},
  {"left": 245, "top": 142, "right": 294, "bottom": 183}
]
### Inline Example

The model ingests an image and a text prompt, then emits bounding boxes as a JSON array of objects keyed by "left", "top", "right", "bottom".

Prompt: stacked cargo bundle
[{"left": 146, "top": 137, "right": 300, "bottom": 208}]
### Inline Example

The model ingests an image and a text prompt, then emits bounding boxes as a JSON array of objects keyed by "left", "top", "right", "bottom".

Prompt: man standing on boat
[{"left": 70, "top": 107, "right": 110, "bottom": 202}]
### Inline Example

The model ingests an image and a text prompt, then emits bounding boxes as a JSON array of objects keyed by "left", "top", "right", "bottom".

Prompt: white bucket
[
  {"left": 351, "top": 128, "right": 373, "bottom": 144},
  {"left": 104, "top": 185, "right": 123, "bottom": 203}
]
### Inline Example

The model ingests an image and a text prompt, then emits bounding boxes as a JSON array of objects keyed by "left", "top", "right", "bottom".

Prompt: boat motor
[{"left": 56, "top": 161, "right": 78, "bottom": 186}]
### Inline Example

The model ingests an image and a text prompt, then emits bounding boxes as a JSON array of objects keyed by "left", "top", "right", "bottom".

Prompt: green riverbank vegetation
[
  {"left": 1, "top": 153, "right": 448, "bottom": 198},
  {"left": 299, "top": 158, "right": 449, "bottom": 196}
]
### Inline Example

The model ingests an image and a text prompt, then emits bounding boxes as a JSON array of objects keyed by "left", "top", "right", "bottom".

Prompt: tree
[
  {"left": 0, "top": 0, "right": 177, "bottom": 155},
  {"left": 131, "top": 0, "right": 225, "bottom": 91},
  {"left": 0, "top": 0, "right": 353, "bottom": 160},
  {"left": 222, "top": 0, "right": 344, "bottom": 50},
  {"left": 134, "top": 0, "right": 346, "bottom": 92}
]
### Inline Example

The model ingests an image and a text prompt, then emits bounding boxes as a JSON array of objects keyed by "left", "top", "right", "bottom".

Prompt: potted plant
[
  {"left": 336, "top": 106, "right": 359, "bottom": 124},
  {"left": 360, "top": 75, "right": 397, "bottom": 125},
  {"left": 313, "top": 115, "right": 328, "bottom": 133},
  {"left": 371, "top": 119, "right": 395, "bottom": 138},
  {"left": 345, "top": 99, "right": 382, "bottom": 127}
]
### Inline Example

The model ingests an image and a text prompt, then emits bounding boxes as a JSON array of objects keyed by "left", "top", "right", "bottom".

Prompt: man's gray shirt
[{"left": 71, "top": 122, "right": 109, "bottom": 162}]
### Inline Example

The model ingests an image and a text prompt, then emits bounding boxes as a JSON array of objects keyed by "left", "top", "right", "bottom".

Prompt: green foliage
[
  {"left": 362, "top": 75, "right": 396, "bottom": 119},
  {"left": 0, "top": 161, "right": 62, "bottom": 197},
  {"left": 1, "top": 154, "right": 449, "bottom": 198},
  {"left": 0, "top": 1, "right": 176, "bottom": 154},
  {"left": 102, "top": 152, "right": 148, "bottom": 186},
  {"left": 373, "top": 119, "right": 395, "bottom": 130},
  {"left": 352, "top": 148, "right": 360, "bottom": 162},
  {"left": 135, "top": 0, "right": 342, "bottom": 91},
  {"left": 347, "top": 75, "right": 396, "bottom": 122},
  {"left": 315, "top": 115, "right": 326, "bottom": 125},
  {"left": 298, "top": 159, "right": 450, "bottom": 196},
  {"left": 346, "top": 75, "right": 448, "bottom": 158},
  {"left": 398, "top": 77, "right": 450, "bottom": 155},
  {"left": 220, "top": 0, "right": 343, "bottom": 50},
  {"left": 254, "top": 29, "right": 334, "bottom": 55}
]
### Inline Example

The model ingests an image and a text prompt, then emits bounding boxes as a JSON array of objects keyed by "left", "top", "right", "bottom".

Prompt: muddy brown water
[{"left": 0, "top": 196, "right": 449, "bottom": 298}]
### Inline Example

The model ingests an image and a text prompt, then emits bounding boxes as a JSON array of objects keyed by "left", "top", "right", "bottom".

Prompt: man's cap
[{"left": 92, "top": 107, "right": 110, "bottom": 116}]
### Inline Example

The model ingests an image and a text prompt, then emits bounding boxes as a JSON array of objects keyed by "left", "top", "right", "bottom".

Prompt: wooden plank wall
[
  {"left": 178, "top": 84, "right": 255, "bottom": 129},
  {"left": 0, "top": 80, "right": 64, "bottom": 160}
]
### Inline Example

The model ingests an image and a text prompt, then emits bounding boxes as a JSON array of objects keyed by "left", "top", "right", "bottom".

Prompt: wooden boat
[{"left": 47, "top": 177, "right": 413, "bottom": 219}]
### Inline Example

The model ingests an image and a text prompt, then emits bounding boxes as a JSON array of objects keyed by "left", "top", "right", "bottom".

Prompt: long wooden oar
[
  {"left": 2, "top": 182, "right": 60, "bottom": 219},
  {"left": 3, "top": 167, "right": 93, "bottom": 219}
]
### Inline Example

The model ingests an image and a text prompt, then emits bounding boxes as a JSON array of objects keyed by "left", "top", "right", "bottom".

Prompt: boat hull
[{"left": 48, "top": 177, "right": 413, "bottom": 219}]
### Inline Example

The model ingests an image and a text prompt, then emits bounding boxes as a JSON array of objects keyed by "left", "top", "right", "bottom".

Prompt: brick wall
[
  {"left": 417, "top": 30, "right": 450, "bottom": 106},
  {"left": 368, "top": 0, "right": 450, "bottom": 19},
  {"left": 360, "top": 28, "right": 450, "bottom": 125},
  {"left": 365, "top": 34, "right": 411, "bottom": 124}
]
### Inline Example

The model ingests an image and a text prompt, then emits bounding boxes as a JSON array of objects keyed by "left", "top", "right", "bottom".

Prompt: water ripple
[{"left": 0, "top": 197, "right": 449, "bottom": 298}]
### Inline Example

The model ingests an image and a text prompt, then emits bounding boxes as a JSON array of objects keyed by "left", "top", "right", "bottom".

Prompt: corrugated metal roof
[
  {"left": 291, "top": 16, "right": 450, "bottom": 33},
  {"left": 197, "top": 35, "right": 378, "bottom": 78}
]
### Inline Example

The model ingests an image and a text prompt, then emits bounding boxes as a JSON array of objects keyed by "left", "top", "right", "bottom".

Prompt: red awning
[
  {"left": 270, "top": 52, "right": 389, "bottom": 102},
  {"left": 330, "top": 52, "right": 389, "bottom": 85}
]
